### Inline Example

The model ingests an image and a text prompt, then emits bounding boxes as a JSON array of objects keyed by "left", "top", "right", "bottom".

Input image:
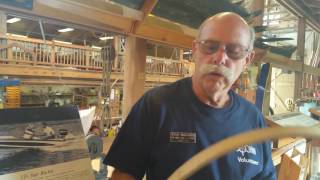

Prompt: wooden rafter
[{"left": 130, "top": 0, "right": 158, "bottom": 34}]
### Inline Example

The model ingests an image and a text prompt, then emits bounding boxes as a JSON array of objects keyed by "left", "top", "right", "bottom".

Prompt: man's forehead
[{"left": 199, "top": 19, "right": 250, "bottom": 45}]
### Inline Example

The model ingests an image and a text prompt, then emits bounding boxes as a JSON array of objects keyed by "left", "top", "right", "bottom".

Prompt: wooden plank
[
  {"left": 272, "top": 138, "right": 306, "bottom": 166},
  {"left": 278, "top": 154, "right": 301, "bottom": 180}
]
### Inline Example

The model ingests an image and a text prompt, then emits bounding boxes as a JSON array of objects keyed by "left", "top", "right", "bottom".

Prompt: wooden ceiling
[
  {"left": 6, "top": 14, "right": 116, "bottom": 47},
  {"left": 1, "top": 0, "right": 319, "bottom": 48}
]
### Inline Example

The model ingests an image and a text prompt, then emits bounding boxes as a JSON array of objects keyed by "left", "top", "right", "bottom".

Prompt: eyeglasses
[{"left": 196, "top": 40, "right": 250, "bottom": 60}]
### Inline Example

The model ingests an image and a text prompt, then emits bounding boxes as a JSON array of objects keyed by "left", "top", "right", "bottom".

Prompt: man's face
[
  {"left": 192, "top": 17, "right": 254, "bottom": 96},
  {"left": 92, "top": 128, "right": 100, "bottom": 136}
]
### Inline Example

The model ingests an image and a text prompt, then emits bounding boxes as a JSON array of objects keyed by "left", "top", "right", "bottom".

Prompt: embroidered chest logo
[
  {"left": 236, "top": 145, "right": 259, "bottom": 166},
  {"left": 169, "top": 132, "right": 196, "bottom": 143}
]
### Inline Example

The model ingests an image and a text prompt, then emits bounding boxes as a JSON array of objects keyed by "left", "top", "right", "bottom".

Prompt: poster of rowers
[{"left": 0, "top": 106, "right": 94, "bottom": 180}]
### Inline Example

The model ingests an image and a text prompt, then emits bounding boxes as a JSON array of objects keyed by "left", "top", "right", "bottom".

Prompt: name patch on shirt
[{"left": 169, "top": 132, "right": 196, "bottom": 143}]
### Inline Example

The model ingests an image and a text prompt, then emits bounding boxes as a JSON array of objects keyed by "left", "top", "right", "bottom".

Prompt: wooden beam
[
  {"left": 0, "top": 0, "right": 136, "bottom": 33},
  {"left": 134, "top": 16, "right": 195, "bottom": 48},
  {"left": 123, "top": 36, "right": 146, "bottom": 119},
  {"left": 21, "top": 78, "right": 102, "bottom": 86},
  {"left": 0, "top": 11, "right": 6, "bottom": 36},
  {"left": 0, "top": 64, "right": 104, "bottom": 79},
  {"left": 295, "top": 17, "right": 306, "bottom": 100},
  {"left": 131, "top": 0, "right": 158, "bottom": 34},
  {"left": 276, "top": 0, "right": 320, "bottom": 31},
  {"left": 0, "top": 0, "right": 195, "bottom": 49},
  {"left": 304, "top": 65, "right": 320, "bottom": 76},
  {"left": 303, "top": 0, "right": 320, "bottom": 8},
  {"left": 0, "top": 64, "right": 183, "bottom": 83},
  {"left": 261, "top": 51, "right": 302, "bottom": 72}
]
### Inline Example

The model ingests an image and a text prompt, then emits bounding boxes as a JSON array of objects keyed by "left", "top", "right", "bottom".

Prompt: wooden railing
[
  {"left": 146, "top": 56, "right": 193, "bottom": 76},
  {"left": 0, "top": 35, "right": 194, "bottom": 77},
  {"left": 0, "top": 35, "right": 105, "bottom": 70}
]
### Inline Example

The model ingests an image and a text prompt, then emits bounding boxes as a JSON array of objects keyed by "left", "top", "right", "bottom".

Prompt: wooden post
[
  {"left": 50, "top": 44, "right": 55, "bottom": 66},
  {"left": 250, "top": 0, "right": 264, "bottom": 38},
  {"left": 179, "top": 48, "right": 184, "bottom": 76},
  {"left": 0, "top": 11, "right": 6, "bottom": 36},
  {"left": 85, "top": 49, "right": 90, "bottom": 69},
  {"left": 114, "top": 36, "right": 120, "bottom": 71},
  {"left": 294, "top": 17, "right": 306, "bottom": 100},
  {"left": 0, "top": 11, "right": 6, "bottom": 61},
  {"left": 122, "top": 36, "right": 146, "bottom": 119}
]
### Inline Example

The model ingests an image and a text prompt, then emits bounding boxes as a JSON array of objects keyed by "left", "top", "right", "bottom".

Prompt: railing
[
  {"left": 145, "top": 56, "right": 193, "bottom": 76},
  {"left": 0, "top": 35, "right": 193, "bottom": 77}
]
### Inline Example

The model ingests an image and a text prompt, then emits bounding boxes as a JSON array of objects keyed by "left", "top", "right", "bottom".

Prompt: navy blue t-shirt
[{"left": 104, "top": 77, "right": 276, "bottom": 180}]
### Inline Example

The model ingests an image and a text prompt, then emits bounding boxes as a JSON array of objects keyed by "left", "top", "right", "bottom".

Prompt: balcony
[{"left": 0, "top": 35, "right": 194, "bottom": 86}]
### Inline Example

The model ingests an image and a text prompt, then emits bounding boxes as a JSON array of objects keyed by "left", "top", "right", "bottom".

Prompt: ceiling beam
[
  {"left": 276, "top": 0, "right": 320, "bottom": 31},
  {"left": 302, "top": 0, "right": 320, "bottom": 8},
  {"left": 131, "top": 0, "right": 158, "bottom": 34},
  {"left": 134, "top": 15, "right": 196, "bottom": 48},
  {"left": 0, "top": 0, "right": 195, "bottom": 48}
]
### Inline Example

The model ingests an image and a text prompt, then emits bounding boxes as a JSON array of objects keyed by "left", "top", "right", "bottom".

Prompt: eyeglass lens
[{"left": 199, "top": 40, "right": 248, "bottom": 60}]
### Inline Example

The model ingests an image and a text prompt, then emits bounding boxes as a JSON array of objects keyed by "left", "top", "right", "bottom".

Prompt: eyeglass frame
[{"left": 195, "top": 40, "right": 252, "bottom": 61}]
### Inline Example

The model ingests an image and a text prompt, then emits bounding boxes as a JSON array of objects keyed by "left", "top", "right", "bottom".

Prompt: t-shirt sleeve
[{"left": 103, "top": 94, "right": 156, "bottom": 179}]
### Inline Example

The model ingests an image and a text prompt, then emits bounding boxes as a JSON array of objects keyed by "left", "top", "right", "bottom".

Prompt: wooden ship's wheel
[{"left": 168, "top": 126, "right": 320, "bottom": 180}]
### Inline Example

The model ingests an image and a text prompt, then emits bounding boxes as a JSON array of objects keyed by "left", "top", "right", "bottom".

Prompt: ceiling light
[
  {"left": 6, "top": 17, "right": 21, "bottom": 23},
  {"left": 99, "top": 36, "right": 114, "bottom": 40},
  {"left": 53, "top": 40, "right": 72, "bottom": 45},
  {"left": 91, "top": 46, "right": 102, "bottom": 50},
  {"left": 183, "top": 51, "right": 192, "bottom": 55},
  {"left": 58, "top": 28, "right": 74, "bottom": 33},
  {"left": 6, "top": 33, "right": 27, "bottom": 38}
]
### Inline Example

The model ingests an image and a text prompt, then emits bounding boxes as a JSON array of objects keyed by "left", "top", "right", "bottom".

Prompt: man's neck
[
  {"left": 204, "top": 90, "right": 230, "bottom": 108},
  {"left": 192, "top": 78, "right": 231, "bottom": 108}
]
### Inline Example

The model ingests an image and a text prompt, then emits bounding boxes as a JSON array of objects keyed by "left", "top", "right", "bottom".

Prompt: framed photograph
[{"left": 0, "top": 106, "right": 94, "bottom": 180}]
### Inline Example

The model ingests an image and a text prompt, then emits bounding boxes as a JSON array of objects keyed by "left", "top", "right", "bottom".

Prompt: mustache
[{"left": 199, "top": 64, "right": 234, "bottom": 83}]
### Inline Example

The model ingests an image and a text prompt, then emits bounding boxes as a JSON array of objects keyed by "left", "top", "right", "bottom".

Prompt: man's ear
[
  {"left": 245, "top": 50, "right": 255, "bottom": 66},
  {"left": 192, "top": 40, "right": 197, "bottom": 61},
  {"left": 192, "top": 40, "right": 197, "bottom": 53}
]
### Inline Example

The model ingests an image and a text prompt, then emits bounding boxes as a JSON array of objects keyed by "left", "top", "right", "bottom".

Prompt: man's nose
[{"left": 212, "top": 47, "right": 228, "bottom": 65}]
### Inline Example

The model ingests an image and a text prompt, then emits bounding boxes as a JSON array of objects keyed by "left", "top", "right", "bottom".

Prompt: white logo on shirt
[
  {"left": 236, "top": 145, "right": 259, "bottom": 166},
  {"left": 237, "top": 145, "right": 256, "bottom": 156}
]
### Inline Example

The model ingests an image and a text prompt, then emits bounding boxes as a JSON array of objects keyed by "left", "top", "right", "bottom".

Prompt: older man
[{"left": 104, "top": 12, "right": 276, "bottom": 180}]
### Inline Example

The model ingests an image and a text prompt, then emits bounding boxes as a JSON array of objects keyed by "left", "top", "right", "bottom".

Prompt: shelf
[{"left": 22, "top": 94, "right": 73, "bottom": 96}]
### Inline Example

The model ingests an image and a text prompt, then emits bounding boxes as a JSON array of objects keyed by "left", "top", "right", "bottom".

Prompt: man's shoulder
[
  {"left": 231, "top": 91, "right": 261, "bottom": 113},
  {"left": 145, "top": 77, "right": 190, "bottom": 100}
]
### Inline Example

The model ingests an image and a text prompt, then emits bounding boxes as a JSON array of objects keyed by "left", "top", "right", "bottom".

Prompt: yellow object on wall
[{"left": 5, "top": 86, "right": 21, "bottom": 108}]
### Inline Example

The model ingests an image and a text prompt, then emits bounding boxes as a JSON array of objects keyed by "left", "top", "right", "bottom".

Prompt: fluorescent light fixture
[
  {"left": 91, "top": 46, "right": 102, "bottom": 50},
  {"left": 6, "top": 33, "right": 27, "bottom": 38},
  {"left": 58, "top": 28, "right": 74, "bottom": 33},
  {"left": 99, "top": 36, "right": 114, "bottom": 40},
  {"left": 53, "top": 40, "right": 72, "bottom": 45},
  {"left": 6, "top": 17, "right": 21, "bottom": 23},
  {"left": 183, "top": 51, "right": 192, "bottom": 55}
]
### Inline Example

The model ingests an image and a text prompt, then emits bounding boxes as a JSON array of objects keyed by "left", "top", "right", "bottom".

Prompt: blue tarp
[{"left": 0, "top": 79, "right": 20, "bottom": 87}]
